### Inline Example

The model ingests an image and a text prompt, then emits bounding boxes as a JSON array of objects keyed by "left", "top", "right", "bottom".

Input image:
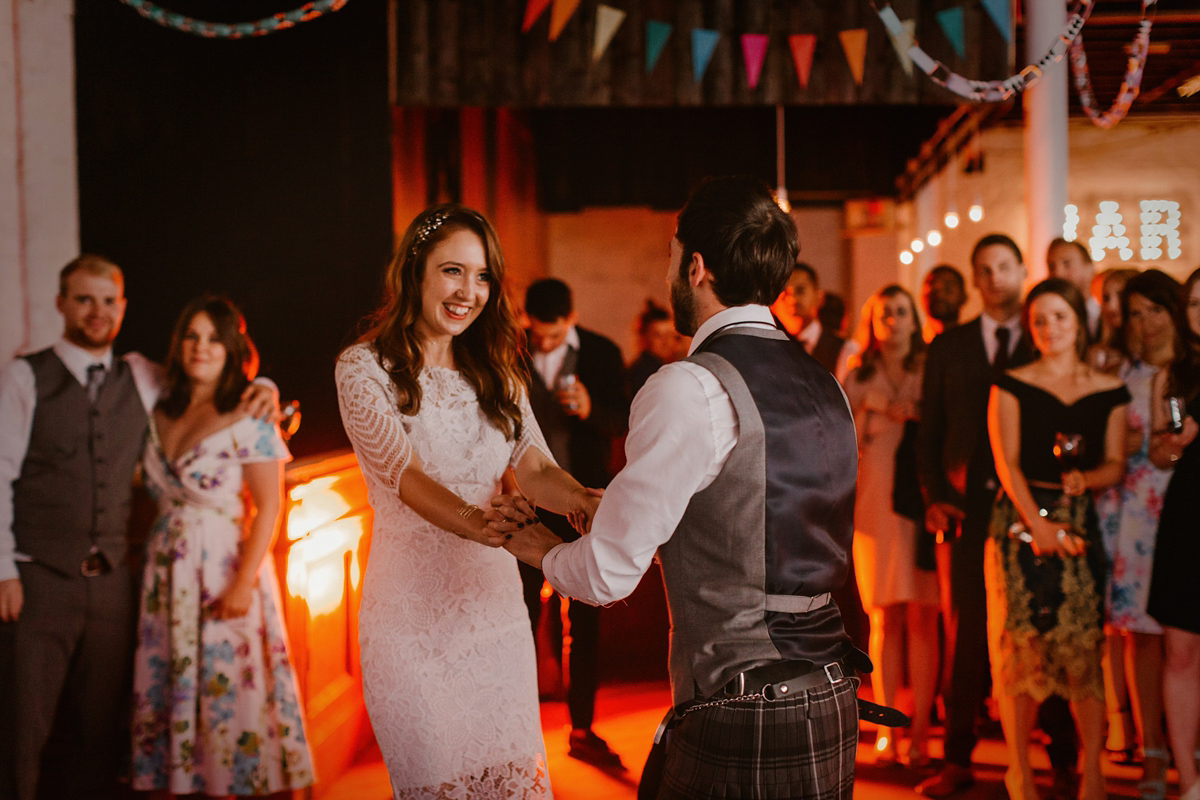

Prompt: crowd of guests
[
  {"left": 3, "top": 202, "right": 1198, "bottom": 800},
  {"left": 809, "top": 234, "right": 1199, "bottom": 800}
]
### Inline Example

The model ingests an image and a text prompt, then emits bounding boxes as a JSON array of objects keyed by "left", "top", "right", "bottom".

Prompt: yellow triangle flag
[
  {"left": 839, "top": 28, "right": 868, "bottom": 86},
  {"left": 887, "top": 19, "right": 916, "bottom": 77},
  {"left": 592, "top": 4, "right": 626, "bottom": 61},
  {"left": 549, "top": 0, "right": 582, "bottom": 41}
]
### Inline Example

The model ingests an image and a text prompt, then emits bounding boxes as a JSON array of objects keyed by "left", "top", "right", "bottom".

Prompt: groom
[{"left": 503, "top": 176, "right": 862, "bottom": 799}]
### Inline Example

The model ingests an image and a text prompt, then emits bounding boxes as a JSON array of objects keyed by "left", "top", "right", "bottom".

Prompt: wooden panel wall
[{"left": 391, "top": 0, "right": 1011, "bottom": 107}]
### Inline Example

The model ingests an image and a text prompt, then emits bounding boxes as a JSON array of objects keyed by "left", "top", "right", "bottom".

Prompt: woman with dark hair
[
  {"left": 1146, "top": 267, "right": 1200, "bottom": 800},
  {"left": 335, "top": 204, "right": 589, "bottom": 797},
  {"left": 628, "top": 299, "right": 679, "bottom": 395},
  {"left": 986, "top": 278, "right": 1130, "bottom": 800},
  {"left": 1105, "top": 269, "right": 1184, "bottom": 797},
  {"left": 131, "top": 296, "right": 314, "bottom": 795},
  {"left": 844, "top": 285, "right": 938, "bottom": 767},
  {"left": 1088, "top": 267, "right": 1141, "bottom": 373}
]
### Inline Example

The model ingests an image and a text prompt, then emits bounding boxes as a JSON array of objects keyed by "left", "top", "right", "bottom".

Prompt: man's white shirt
[{"left": 541, "top": 305, "right": 779, "bottom": 606}]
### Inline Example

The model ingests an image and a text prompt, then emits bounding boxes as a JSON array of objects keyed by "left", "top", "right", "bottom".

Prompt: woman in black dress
[
  {"left": 986, "top": 278, "right": 1130, "bottom": 800},
  {"left": 1146, "top": 266, "right": 1200, "bottom": 800}
]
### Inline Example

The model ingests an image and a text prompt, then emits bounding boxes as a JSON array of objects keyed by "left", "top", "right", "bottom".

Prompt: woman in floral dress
[{"left": 132, "top": 296, "right": 314, "bottom": 796}]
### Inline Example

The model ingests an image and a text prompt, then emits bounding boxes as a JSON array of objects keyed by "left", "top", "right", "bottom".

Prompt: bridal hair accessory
[{"left": 411, "top": 211, "right": 451, "bottom": 256}]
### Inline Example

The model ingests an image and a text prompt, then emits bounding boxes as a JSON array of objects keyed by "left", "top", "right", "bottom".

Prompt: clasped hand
[
  {"left": 485, "top": 488, "right": 602, "bottom": 537},
  {"left": 1029, "top": 517, "right": 1086, "bottom": 558}
]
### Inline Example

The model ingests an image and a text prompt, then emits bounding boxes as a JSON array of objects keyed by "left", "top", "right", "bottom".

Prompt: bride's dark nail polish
[
  {"left": 505, "top": 534, "right": 512, "bottom": 541},
  {"left": 517, "top": 522, "right": 525, "bottom": 528}
]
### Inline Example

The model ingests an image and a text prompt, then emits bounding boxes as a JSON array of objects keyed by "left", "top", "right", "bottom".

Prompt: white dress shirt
[
  {"left": 0, "top": 340, "right": 161, "bottom": 581},
  {"left": 530, "top": 325, "right": 581, "bottom": 388},
  {"left": 542, "top": 305, "right": 778, "bottom": 606},
  {"left": 979, "top": 311, "right": 1023, "bottom": 365}
]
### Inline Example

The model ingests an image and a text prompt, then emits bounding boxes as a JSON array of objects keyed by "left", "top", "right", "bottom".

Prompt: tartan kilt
[{"left": 657, "top": 676, "right": 860, "bottom": 800}]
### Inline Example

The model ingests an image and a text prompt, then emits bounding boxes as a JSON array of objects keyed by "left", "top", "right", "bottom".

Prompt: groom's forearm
[{"left": 503, "top": 523, "right": 563, "bottom": 569}]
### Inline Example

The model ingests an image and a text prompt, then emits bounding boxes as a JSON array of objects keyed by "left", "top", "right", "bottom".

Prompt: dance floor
[{"left": 323, "top": 682, "right": 1158, "bottom": 800}]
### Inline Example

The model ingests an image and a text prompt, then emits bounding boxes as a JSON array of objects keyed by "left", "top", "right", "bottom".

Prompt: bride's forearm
[
  {"left": 513, "top": 448, "right": 587, "bottom": 515},
  {"left": 399, "top": 468, "right": 509, "bottom": 547}
]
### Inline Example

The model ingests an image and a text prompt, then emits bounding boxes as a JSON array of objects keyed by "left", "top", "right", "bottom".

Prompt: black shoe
[{"left": 568, "top": 729, "right": 625, "bottom": 769}]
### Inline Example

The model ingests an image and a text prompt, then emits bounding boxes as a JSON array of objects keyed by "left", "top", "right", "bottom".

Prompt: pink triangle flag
[
  {"left": 839, "top": 28, "right": 868, "bottom": 86},
  {"left": 521, "top": 0, "right": 552, "bottom": 33},
  {"left": 741, "top": 34, "right": 769, "bottom": 89},
  {"left": 549, "top": 0, "right": 582, "bottom": 41},
  {"left": 788, "top": 34, "right": 816, "bottom": 89}
]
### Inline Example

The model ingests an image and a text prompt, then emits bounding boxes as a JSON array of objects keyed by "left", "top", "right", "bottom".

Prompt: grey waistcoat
[
  {"left": 658, "top": 327, "right": 857, "bottom": 707},
  {"left": 12, "top": 348, "right": 148, "bottom": 576}
]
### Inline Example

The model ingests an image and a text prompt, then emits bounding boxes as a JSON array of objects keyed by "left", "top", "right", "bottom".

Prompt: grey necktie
[{"left": 86, "top": 363, "right": 106, "bottom": 404}]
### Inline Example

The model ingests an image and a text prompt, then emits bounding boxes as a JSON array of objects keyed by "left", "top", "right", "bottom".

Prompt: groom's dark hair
[{"left": 675, "top": 176, "right": 799, "bottom": 307}]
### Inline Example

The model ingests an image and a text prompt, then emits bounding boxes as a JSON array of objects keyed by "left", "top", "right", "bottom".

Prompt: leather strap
[{"left": 764, "top": 592, "right": 831, "bottom": 613}]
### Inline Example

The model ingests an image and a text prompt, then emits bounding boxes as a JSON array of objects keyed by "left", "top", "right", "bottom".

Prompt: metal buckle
[
  {"left": 726, "top": 672, "right": 746, "bottom": 696},
  {"left": 824, "top": 662, "right": 844, "bottom": 684},
  {"left": 80, "top": 551, "right": 109, "bottom": 578}
]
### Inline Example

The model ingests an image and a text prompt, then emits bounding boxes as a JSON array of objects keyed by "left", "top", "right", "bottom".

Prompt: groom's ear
[{"left": 688, "top": 251, "right": 708, "bottom": 288}]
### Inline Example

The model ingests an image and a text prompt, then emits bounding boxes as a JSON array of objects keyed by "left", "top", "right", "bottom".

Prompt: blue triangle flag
[
  {"left": 981, "top": 0, "right": 1011, "bottom": 42},
  {"left": 645, "top": 20, "right": 672, "bottom": 73},
  {"left": 936, "top": 7, "right": 966, "bottom": 58},
  {"left": 691, "top": 28, "right": 720, "bottom": 83}
]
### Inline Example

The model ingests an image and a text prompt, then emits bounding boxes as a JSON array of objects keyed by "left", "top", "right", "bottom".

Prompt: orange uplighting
[{"left": 287, "top": 475, "right": 353, "bottom": 541}]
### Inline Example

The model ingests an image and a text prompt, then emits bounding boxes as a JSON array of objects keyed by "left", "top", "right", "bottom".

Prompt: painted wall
[
  {"left": 899, "top": 116, "right": 1200, "bottom": 314},
  {"left": 0, "top": 0, "right": 79, "bottom": 360}
]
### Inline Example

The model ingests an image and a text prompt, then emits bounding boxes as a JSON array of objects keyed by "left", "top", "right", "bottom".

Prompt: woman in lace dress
[
  {"left": 132, "top": 296, "right": 314, "bottom": 795},
  {"left": 986, "top": 279, "right": 1129, "bottom": 800},
  {"left": 335, "top": 205, "right": 593, "bottom": 799},
  {"left": 843, "top": 285, "right": 938, "bottom": 767}
]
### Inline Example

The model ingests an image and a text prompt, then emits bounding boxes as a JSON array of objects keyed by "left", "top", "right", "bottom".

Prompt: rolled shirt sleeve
[{"left": 542, "top": 358, "right": 736, "bottom": 605}]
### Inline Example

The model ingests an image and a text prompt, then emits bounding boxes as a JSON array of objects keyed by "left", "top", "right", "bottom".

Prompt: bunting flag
[
  {"left": 548, "top": 0, "right": 581, "bottom": 41},
  {"left": 982, "top": 0, "right": 1012, "bottom": 43},
  {"left": 839, "top": 28, "right": 868, "bottom": 86},
  {"left": 592, "top": 4, "right": 625, "bottom": 62},
  {"left": 788, "top": 34, "right": 816, "bottom": 88},
  {"left": 741, "top": 33, "right": 769, "bottom": 89},
  {"left": 645, "top": 20, "right": 672, "bottom": 73},
  {"left": 877, "top": 7, "right": 915, "bottom": 77},
  {"left": 691, "top": 28, "right": 721, "bottom": 83},
  {"left": 521, "top": 0, "right": 551, "bottom": 33},
  {"left": 936, "top": 6, "right": 967, "bottom": 59}
]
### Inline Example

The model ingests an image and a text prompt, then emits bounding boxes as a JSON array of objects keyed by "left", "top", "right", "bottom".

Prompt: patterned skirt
[
  {"left": 657, "top": 677, "right": 860, "bottom": 800},
  {"left": 984, "top": 490, "right": 1106, "bottom": 704}
]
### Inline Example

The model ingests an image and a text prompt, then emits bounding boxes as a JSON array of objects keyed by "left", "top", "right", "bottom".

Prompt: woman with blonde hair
[
  {"left": 335, "top": 204, "right": 593, "bottom": 797},
  {"left": 844, "top": 284, "right": 939, "bottom": 767}
]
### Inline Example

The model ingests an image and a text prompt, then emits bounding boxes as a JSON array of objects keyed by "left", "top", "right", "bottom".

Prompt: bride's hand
[
  {"left": 484, "top": 493, "right": 539, "bottom": 533},
  {"left": 566, "top": 487, "right": 603, "bottom": 535}
]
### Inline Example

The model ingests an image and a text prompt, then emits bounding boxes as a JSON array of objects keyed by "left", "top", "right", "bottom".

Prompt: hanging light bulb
[
  {"left": 969, "top": 204, "right": 984, "bottom": 222},
  {"left": 911, "top": 238, "right": 925, "bottom": 253},
  {"left": 900, "top": 250, "right": 914, "bottom": 265},
  {"left": 927, "top": 230, "right": 942, "bottom": 246},
  {"left": 944, "top": 211, "right": 959, "bottom": 229}
]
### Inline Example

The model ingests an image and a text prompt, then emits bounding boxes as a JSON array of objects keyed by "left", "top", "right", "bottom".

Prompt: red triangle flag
[
  {"left": 788, "top": 34, "right": 817, "bottom": 89},
  {"left": 522, "top": 0, "right": 552, "bottom": 32},
  {"left": 741, "top": 34, "right": 769, "bottom": 90}
]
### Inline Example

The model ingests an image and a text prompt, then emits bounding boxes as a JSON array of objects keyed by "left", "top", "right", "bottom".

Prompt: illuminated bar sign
[{"left": 1064, "top": 199, "right": 1183, "bottom": 263}]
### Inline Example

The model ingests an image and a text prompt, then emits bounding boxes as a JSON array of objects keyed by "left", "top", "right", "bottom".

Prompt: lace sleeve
[
  {"left": 510, "top": 388, "right": 555, "bottom": 469},
  {"left": 335, "top": 343, "right": 413, "bottom": 492}
]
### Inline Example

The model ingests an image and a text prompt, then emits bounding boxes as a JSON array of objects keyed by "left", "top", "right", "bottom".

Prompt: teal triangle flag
[
  {"left": 691, "top": 28, "right": 720, "bottom": 83},
  {"left": 936, "top": 7, "right": 966, "bottom": 58},
  {"left": 981, "top": 0, "right": 1011, "bottom": 42},
  {"left": 646, "top": 20, "right": 672, "bottom": 73}
]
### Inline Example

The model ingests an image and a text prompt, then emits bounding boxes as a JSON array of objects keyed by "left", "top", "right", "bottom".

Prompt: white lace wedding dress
[{"left": 335, "top": 343, "right": 553, "bottom": 799}]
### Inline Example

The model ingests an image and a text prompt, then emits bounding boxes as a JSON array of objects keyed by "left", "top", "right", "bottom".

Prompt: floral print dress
[{"left": 132, "top": 414, "right": 315, "bottom": 795}]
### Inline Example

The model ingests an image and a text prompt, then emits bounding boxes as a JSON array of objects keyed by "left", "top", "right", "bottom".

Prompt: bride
[{"left": 335, "top": 204, "right": 592, "bottom": 798}]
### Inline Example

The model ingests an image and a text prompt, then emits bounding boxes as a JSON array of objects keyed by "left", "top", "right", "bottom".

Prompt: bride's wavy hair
[{"left": 359, "top": 204, "right": 525, "bottom": 440}]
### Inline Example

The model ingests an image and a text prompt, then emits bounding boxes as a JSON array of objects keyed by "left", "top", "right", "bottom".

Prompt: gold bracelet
[{"left": 456, "top": 502, "right": 482, "bottom": 520}]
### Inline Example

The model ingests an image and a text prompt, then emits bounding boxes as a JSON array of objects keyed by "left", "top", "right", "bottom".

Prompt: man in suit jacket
[
  {"left": 916, "top": 234, "right": 1078, "bottom": 798},
  {"left": 519, "top": 278, "right": 630, "bottom": 767}
]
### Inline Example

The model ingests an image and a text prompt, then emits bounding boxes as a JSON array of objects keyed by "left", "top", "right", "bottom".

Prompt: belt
[
  {"left": 81, "top": 550, "right": 112, "bottom": 578},
  {"left": 720, "top": 659, "right": 844, "bottom": 701}
]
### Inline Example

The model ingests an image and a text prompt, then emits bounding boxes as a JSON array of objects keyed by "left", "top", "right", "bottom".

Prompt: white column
[
  {"left": 0, "top": 0, "right": 79, "bottom": 360},
  {"left": 1023, "top": 0, "right": 1068, "bottom": 280}
]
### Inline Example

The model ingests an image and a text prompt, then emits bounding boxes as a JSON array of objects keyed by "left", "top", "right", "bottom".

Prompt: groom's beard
[{"left": 669, "top": 272, "right": 698, "bottom": 337}]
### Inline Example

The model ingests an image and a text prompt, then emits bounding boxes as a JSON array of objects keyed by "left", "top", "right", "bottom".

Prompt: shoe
[
  {"left": 567, "top": 729, "right": 624, "bottom": 769},
  {"left": 1137, "top": 748, "right": 1170, "bottom": 800},
  {"left": 916, "top": 763, "right": 975, "bottom": 797}
]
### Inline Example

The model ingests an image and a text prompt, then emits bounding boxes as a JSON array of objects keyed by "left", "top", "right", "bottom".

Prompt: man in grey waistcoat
[
  {"left": 501, "top": 176, "right": 862, "bottom": 799},
  {"left": 0, "top": 255, "right": 276, "bottom": 800}
]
